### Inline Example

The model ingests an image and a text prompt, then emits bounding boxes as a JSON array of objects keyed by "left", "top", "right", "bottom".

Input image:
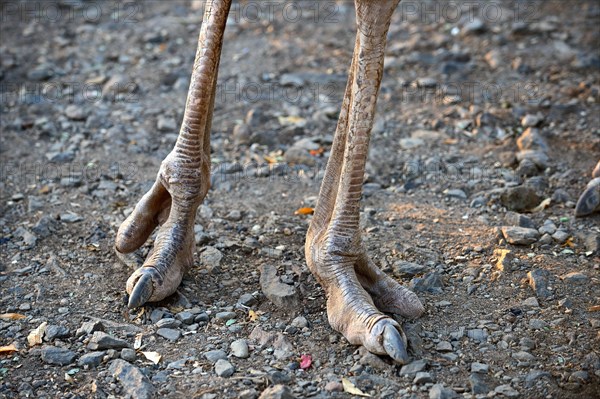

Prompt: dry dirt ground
[{"left": 1, "top": 1, "right": 599, "bottom": 398}]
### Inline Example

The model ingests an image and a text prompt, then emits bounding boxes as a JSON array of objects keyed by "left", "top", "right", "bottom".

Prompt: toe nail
[
  {"left": 383, "top": 324, "right": 409, "bottom": 364},
  {"left": 128, "top": 273, "right": 154, "bottom": 308}
]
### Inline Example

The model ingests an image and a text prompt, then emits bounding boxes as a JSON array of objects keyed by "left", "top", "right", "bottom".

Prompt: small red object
[{"left": 300, "top": 354, "right": 312, "bottom": 369}]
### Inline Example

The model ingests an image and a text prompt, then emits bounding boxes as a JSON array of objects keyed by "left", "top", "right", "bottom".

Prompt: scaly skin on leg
[
  {"left": 306, "top": 0, "right": 424, "bottom": 364},
  {"left": 115, "top": 0, "right": 233, "bottom": 308}
]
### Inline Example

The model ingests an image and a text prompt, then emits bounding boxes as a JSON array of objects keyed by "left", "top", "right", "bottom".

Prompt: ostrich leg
[
  {"left": 306, "top": 0, "right": 424, "bottom": 364},
  {"left": 115, "top": 0, "right": 232, "bottom": 308}
]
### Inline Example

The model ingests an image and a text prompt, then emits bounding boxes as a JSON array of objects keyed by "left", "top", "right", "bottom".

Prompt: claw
[
  {"left": 128, "top": 272, "right": 154, "bottom": 308},
  {"left": 382, "top": 324, "right": 409, "bottom": 364},
  {"left": 575, "top": 177, "right": 600, "bottom": 217}
]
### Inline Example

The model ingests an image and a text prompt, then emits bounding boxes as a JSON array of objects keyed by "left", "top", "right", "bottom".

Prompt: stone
[
  {"left": 258, "top": 385, "right": 296, "bottom": 399},
  {"left": 284, "top": 146, "right": 317, "bottom": 166},
  {"left": 494, "top": 385, "right": 519, "bottom": 397},
  {"left": 494, "top": 248, "right": 514, "bottom": 272},
  {"left": 516, "top": 150, "right": 549, "bottom": 169},
  {"left": 471, "top": 362, "right": 489, "bottom": 374},
  {"left": 414, "top": 372, "right": 433, "bottom": 384},
  {"left": 517, "top": 127, "right": 546, "bottom": 151},
  {"left": 436, "top": 341, "right": 453, "bottom": 352},
  {"left": 109, "top": 359, "right": 155, "bottom": 399},
  {"left": 204, "top": 349, "right": 228, "bottom": 363},
  {"left": 214, "top": 359, "right": 235, "bottom": 377},
  {"left": 522, "top": 297, "right": 540, "bottom": 307},
  {"left": 512, "top": 351, "right": 535, "bottom": 361},
  {"left": 578, "top": 231, "right": 599, "bottom": 254},
  {"left": 539, "top": 233, "right": 553, "bottom": 245},
  {"left": 225, "top": 210, "right": 243, "bottom": 221},
  {"left": 561, "top": 272, "right": 588, "bottom": 283},
  {"left": 78, "top": 351, "right": 105, "bottom": 368},
  {"left": 411, "top": 272, "right": 444, "bottom": 294},
  {"left": 529, "top": 319, "right": 548, "bottom": 330},
  {"left": 470, "top": 196, "right": 487, "bottom": 208},
  {"left": 59, "top": 212, "right": 83, "bottom": 223},
  {"left": 167, "top": 358, "right": 188, "bottom": 369},
  {"left": 525, "top": 370, "right": 552, "bottom": 387},
  {"left": 238, "top": 293, "right": 258, "bottom": 307},
  {"left": 200, "top": 246, "right": 223, "bottom": 273},
  {"left": 416, "top": 77, "right": 437, "bottom": 88},
  {"left": 399, "top": 137, "right": 425, "bottom": 149},
  {"left": 176, "top": 311, "right": 195, "bottom": 325},
  {"left": 259, "top": 264, "right": 299, "bottom": 309},
  {"left": 359, "top": 349, "right": 389, "bottom": 371},
  {"left": 290, "top": 316, "right": 308, "bottom": 329},
  {"left": 527, "top": 269, "right": 552, "bottom": 299},
  {"left": 467, "top": 329, "right": 488, "bottom": 342},
  {"left": 500, "top": 186, "right": 540, "bottom": 212},
  {"left": 14, "top": 227, "right": 36, "bottom": 248},
  {"left": 517, "top": 158, "right": 540, "bottom": 177},
  {"left": 65, "top": 104, "right": 86, "bottom": 121},
  {"left": 400, "top": 359, "right": 427, "bottom": 375},
  {"left": 521, "top": 115, "right": 543, "bottom": 128},
  {"left": 40, "top": 346, "right": 76, "bottom": 366},
  {"left": 504, "top": 212, "right": 535, "bottom": 229},
  {"left": 551, "top": 189, "right": 570, "bottom": 204},
  {"left": 444, "top": 189, "right": 467, "bottom": 200},
  {"left": 240, "top": 389, "right": 259, "bottom": 399},
  {"left": 88, "top": 331, "right": 129, "bottom": 350},
  {"left": 157, "top": 116, "right": 177, "bottom": 132},
  {"left": 44, "top": 325, "right": 70, "bottom": 341},
  {"left": 325, "top": 381, "right": 344, "bottom": 392},
  {"left": 469, "top": 373, "right": 491, "bottom": 394},
  {"left": 429, "top": 383, "right": 457, "bottom": 399},
  {"left": 121, "top": 348, "right": 137, "bottom": 362},
  {"left": 155, "top": 318, "right": 181, "bottom": 329},
  {"left": 552, "top": 230, "right": 570, "bottom": 244},
  {"left": 393, "top": 261, "right": 427, "bottom": 277},
  {"left": 76, "top": 320, "right": 104, "bottom": 337},
  {"left": 273, "top": 334, "right": 294, "bottom": 360},
  {"left": 216, "top": 311, "right": 236, "bottom": 320},
  {"left": 539, "top": 220, "right": 557, "bottom": 235},
  {"left": 501, "top": 226, "right": 540, "bottom": 245},
  {"left": 230, "top": 339, "right": 250, "bottom": 359},
  {"left": 156, "top": 328, "right": 181, "bottom": 342}
]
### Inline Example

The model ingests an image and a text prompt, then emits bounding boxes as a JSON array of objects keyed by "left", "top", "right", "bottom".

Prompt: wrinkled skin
[{"left": 115, "top": 0, "right": 598, "bottom": 364}]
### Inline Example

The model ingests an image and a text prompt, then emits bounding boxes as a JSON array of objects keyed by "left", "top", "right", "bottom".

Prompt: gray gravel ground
[{"left": 1, "top": 1, "right": 599, "bottom": 398}]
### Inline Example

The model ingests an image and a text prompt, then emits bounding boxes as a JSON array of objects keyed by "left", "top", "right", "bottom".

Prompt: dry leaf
[
  {"left": 294, "top": 207, "right": 314, "bottom": 215},
  {"left": 309, "top": 148, "right": 324, "bottom": 156},
  {"left": 0, "top": 313, "right": 26, "bottom": 320},
  {"left": 589, "top": 305, "right": 600, "bottom": 312},
  {"left": 530, "top": 198, "right": 551, "bottom": 213},
  {"left": 27, "top": 322, "right": 47, "bottom": 347},
  {"left": 264, "top": 155, "right": 280, "bottom": 164},
  {"left": 248, "top": 310, "right": 258, "bottom": 322},
  {"left": 0, "top": 344, "right": 18, "bottom": 355},
  {"left": 134, "top": 333, "right": 143, "bottom": 350},
  {"left": 278, "top": 115, "right": 306, "bottom": 126},
  {"left": 142, "top": 351, "right": 162, "bottom": 364},
  {"left": 342, "top": 377, "right": 371, "bottom": 397}
]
